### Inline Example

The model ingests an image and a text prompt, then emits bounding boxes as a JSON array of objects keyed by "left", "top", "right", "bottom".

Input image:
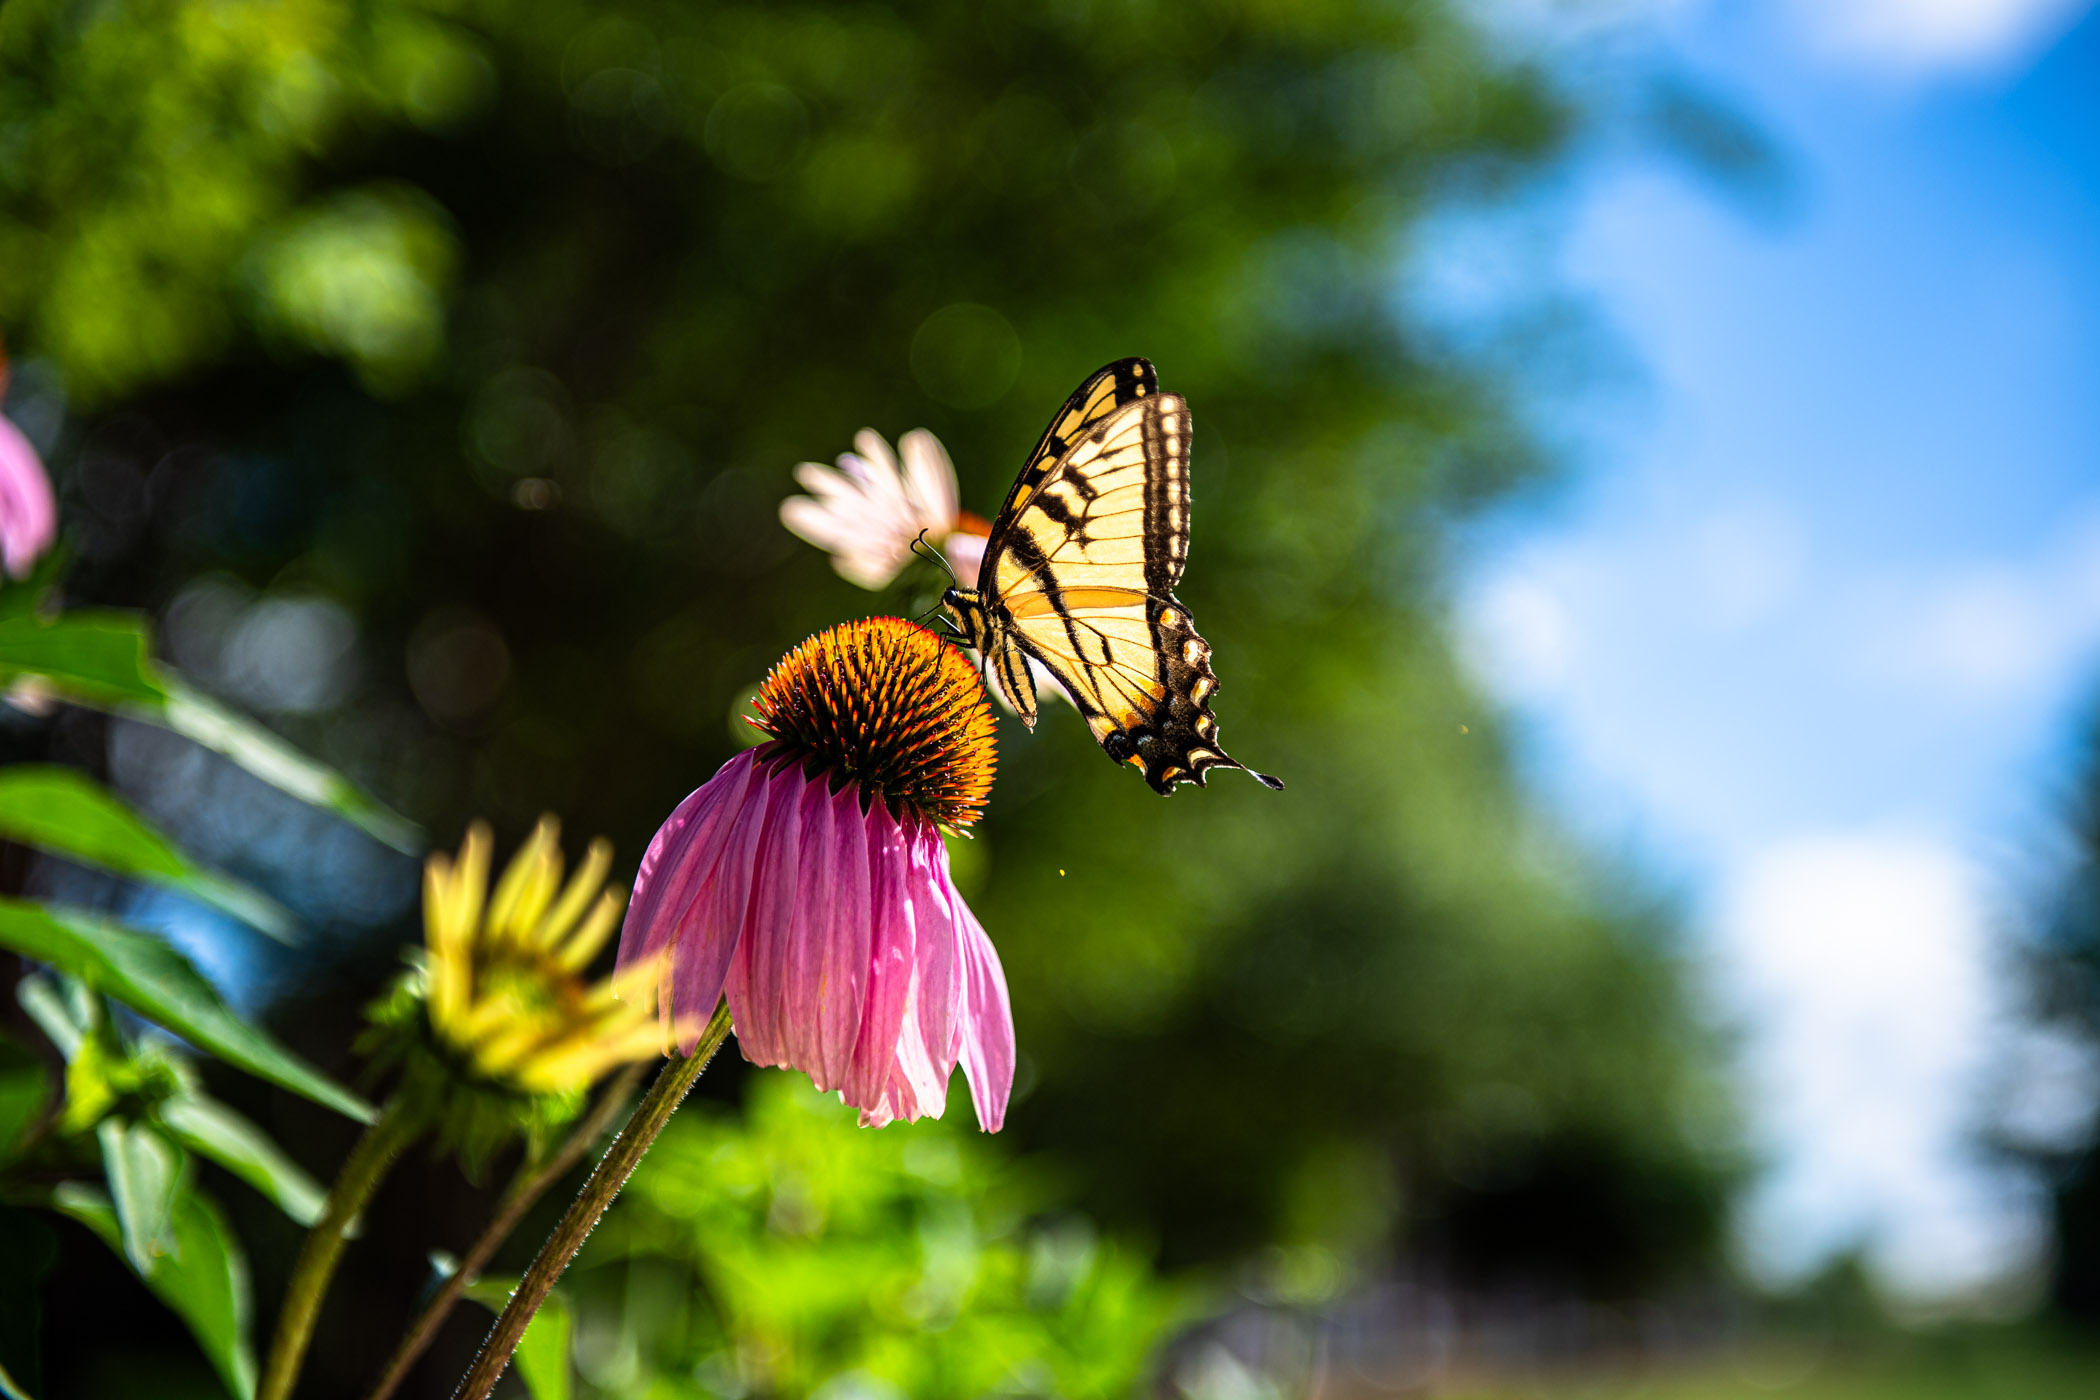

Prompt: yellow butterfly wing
[
  {"left": 984, "top": 357, "right": 1158, "bottom": 545},
  {"left": 983, "top": 384, "right": 1281, "bottom": 794}
]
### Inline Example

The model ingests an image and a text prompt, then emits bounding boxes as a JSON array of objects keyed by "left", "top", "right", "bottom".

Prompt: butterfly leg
[{"left": 992, "top": 636, "right": 1039, "bottom": 729}]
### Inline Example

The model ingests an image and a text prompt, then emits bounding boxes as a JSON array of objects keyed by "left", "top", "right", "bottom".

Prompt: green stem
[
  {"left": 259, "top": 1096, "right": 424, "bottom": 1400},
  {"left": 362, "top": 1061, "right": 647, "bottom": 1400},
  {"left": 451, "top": 1001, "right": 733, "bottom": 1400}
]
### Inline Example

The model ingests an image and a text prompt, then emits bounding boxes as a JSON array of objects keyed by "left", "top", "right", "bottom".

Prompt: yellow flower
[{"left": 421, "top": 817, "right": 664, "bottom": 1095}]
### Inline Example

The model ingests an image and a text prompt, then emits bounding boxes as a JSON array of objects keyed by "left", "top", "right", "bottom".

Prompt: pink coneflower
[
  {"left": 0, "top": 356, "right": 55, "bottom": 580},
  {"left": 617, "top": 617, "right": 1014, "bottom": 1131}
]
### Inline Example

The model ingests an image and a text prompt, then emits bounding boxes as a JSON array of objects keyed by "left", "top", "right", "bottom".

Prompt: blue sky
[{"left": 1456, "top": 0, "right": 2100, "bottom": 1302}]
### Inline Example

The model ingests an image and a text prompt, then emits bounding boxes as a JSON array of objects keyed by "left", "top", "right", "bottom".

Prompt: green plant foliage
[
  {"left": 0, "top": 901, "right": 374, "bottom": 1122},
  {"left": 54, "top": 1179, "right": 257, "bottom": 1400},
  {"left": 157, "top": 1095, "right": 329, "bottom": 1229},
  {"left": 583, "top": 1073, "right": 1185, "bottom": 1400},
  {"left": 152, "top": 676, "right": 424, "bottom": 855},
  {"left": 0, "top": 611, "right": 421, "bottom": 852},
  {"left": 464, "top": 1281, "right": 575, "bottom": 1400},
  {"left": 5, "top": 0, "right": 1734, "bottom": 1309},
  {"left": 16, "top": 973, "right": 329, "bottom": 1226},
  {"left": 0, "top": 765, "right": 296, "bottom": 940},
  {"left": 0, "top": 610, "right": 162, "bottom": 706},
  {"left": 0, "top": 1038, "right": 48, "bottom": 1160},
  {"left": 100, "top": 1114, "right": 187, "bottom": 1273}
]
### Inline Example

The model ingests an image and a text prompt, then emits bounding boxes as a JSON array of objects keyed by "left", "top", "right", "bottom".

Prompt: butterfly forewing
[
  {"left": 976, "top": 377, "right": 1281, "bottom": 794},
  {"left": 992, "top": 397, "right": 1184, "bottom": 607},
  {"left": 981, "top": 356, "right": 1157, "bottom": 581}
]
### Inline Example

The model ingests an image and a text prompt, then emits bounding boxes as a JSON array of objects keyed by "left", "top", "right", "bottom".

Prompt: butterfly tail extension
[{"left": 1114, "top": 601, "right": 1281, "bottom": 795}]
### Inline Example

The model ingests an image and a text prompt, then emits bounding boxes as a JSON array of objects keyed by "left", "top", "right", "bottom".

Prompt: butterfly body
[{"left": 943, "top": 358, "right": 1282, "bottom": 795}]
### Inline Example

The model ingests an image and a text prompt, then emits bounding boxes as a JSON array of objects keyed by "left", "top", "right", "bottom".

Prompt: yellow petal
[
  {"left": 454, "top": 822, "right": 493, "bottom": 946},
  {"left": 535, "top": 837, "right": 612, "bottom": 949},
  {"left": 555, "top": 890, "right": 624, "bottom": 971},
  {"left": 488, "top": 818, "right": 561, "bottom": 944}
]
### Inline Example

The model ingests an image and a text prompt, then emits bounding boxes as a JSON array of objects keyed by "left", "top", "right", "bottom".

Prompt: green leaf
[
  {"left": 0, "top": 611, "right": 163, "bottom": 706},
  {"left": 54, "top": 1181, "right": 257, "bottom": 1400},
  {"left": 158, "top": 1095, "right": 327, "bottom": 1228},
  {"left": 0, "top": 767, "right": 297, "bottom": 943},
  {"left": 0, "top": 610, "right": 422, "bottom": 855},
  {"left": 0, "top": 899, "right": 375, "bottom": 1123},
  {"left": 14, "top": 973, "right": 85, "bottom": 1060},
  {"left": 99, "top": 1117, "right": 184, "bottom": 1273},
  {"left": 146, "top": 679, "right": 423, "bottom": 855},
  {"left": 465, "top": 1279, "right": 572, "bottom": 1400},
  {"left": 0, "top": 1038, "right": 49, "bottom": 1160}
]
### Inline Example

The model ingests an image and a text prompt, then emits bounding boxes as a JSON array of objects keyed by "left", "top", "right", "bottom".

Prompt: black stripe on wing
[{"left": 981, "top": 357, "right": 1156, "bottom": 585}]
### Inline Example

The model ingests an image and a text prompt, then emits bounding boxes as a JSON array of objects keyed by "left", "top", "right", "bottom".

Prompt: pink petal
[
  {"left": 839, "top": 797, "right": 918, "bottom": 1112},
  {"left": 951, "top": 885, "right": 1015, "bottom": 1133},
  {"left": 894, "top": 819, "right": 961, "bottom": 1116},
  {"left": 618, "top": 748, "right": 768, "bottom": 1043},
  {"left": 800, "top": 780, "right": 874, "bottom": 1088},
  {"left": 723, "top": 761, "right": 809, "bottom": 1067},
  {"left": 0, "top": 415, "right": 55, "bottom": 581}
]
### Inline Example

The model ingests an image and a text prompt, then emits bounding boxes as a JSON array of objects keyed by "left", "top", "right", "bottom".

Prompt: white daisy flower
[
  {"left": 780, "top": 428, "right": 962, "bottom": 590},
  {"left": 778, "top": 428, "right": 1067, "bottom": 714}
]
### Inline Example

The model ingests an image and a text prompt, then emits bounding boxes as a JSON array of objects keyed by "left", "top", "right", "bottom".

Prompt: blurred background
[{"left": 3, "top": 0, "right": 2100, "bottom": 1395}]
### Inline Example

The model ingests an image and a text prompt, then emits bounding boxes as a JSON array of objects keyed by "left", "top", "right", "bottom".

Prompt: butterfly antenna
[{"left": 910, "top": 530, "right": 959, "bottom": 585}]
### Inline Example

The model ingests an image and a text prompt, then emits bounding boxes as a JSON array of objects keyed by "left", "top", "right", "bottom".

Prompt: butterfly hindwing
[{"left": 956, "top": 364, "right": 1281, "bottom": 795}]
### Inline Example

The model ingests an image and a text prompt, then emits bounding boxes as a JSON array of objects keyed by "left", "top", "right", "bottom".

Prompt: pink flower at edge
[
  {"left": 0, "top": 414, "right": 55, "bottom": 581},
  {"left": 616, "top": 620, "right": 1015, "bottom": 1132}
]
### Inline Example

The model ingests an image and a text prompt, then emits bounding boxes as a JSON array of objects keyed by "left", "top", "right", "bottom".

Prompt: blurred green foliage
[
  {"left": 1447, "top": 1326, "right": 2100, "bottom": 1400},
  {"left": 2027, "top": 726, "right": 2100, "bottom": 1323},
  {"left": 2, "top": 0, "right": 1743, "bottom": 1389},
  {"left": 576, "top": 1073, "right": 1180, "bottom": 1400}
]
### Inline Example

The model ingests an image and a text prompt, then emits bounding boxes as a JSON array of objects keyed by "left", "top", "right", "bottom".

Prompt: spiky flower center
[{"left": 752, "top": 617, "right": 996, "bottom": 831}]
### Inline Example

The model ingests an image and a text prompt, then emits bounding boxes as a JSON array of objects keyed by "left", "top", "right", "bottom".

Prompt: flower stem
[
  {"left": 451, "top": 1001, "right": 733, "bottom": 1400},
  {"left": 362, "top": 1063, "right": 647, "bottom": 1400},
  {"left": 259, "top": 1095, "right": 425, "bottom": 1400}
]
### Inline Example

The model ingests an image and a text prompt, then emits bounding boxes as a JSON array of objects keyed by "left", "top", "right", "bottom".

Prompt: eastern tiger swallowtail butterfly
[{"left": 942, "top": 358, "right": 1283, "bottom": 795}]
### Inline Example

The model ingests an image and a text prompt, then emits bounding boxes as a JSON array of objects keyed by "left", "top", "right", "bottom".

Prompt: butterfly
[{"left": 942, "top": 358, "right": 1283, "bottom": 795}]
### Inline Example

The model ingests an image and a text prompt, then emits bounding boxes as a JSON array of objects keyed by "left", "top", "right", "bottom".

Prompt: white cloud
[
  {"left": 1784, "top": 0, "right": 2095, "bottom": 73},
  {"left": 1459, "top": 569, "right": 1577, "bottom": 701},
  {"left": 1690, "top": 504, "right": 1807, "bottom": 630},
  {"left": 1717, "top": 832, "right": 2044, "bottom": 1304},
  {"left": 1920, "top": 569, "right": 2059, "bottom": 691},
  {"left": 1852, "top": 515, "right": 2100, "bottom": 703}
]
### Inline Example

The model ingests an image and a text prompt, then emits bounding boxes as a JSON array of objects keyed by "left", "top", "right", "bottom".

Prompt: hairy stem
[
  {"left": 363, "top": 1062, "right": 647, "bottom": 1400},
  {"left": 451, "top": 1001, "right": 732, "bottom": 1400},
  {"left": 259, "top": 1096, "right": 424, "bottom": 1400}
]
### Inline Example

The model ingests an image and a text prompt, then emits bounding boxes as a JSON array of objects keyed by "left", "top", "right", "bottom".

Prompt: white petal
[
  {"left": 941, "top": 529, "right": 986, "bottom": 584},
  {"left": 900, "top": 429, "right": 960, "bottom": 532}
]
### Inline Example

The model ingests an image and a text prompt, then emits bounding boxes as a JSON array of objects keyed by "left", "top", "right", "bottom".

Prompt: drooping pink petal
[
  {"left": 618, "top": 748, "right": 769, "bottom": 1041},
  {"left": 952, "top": 883, "right": 1015, "bottom": 1133},
  {"left": 798, "top": 778, "right": 873, "bottom": 1090},
  {"left": 723, "top": 760, "right": 809, "bottom": 1067},
  {"left": 894, "top": 818, "right": 961, "bottom": 1113},
  {"left": 840, "top": 796, "right": 919, "bottom": 1113},
  {"left": 0, "top": 415, "right": 55, "bottom": 581}
]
